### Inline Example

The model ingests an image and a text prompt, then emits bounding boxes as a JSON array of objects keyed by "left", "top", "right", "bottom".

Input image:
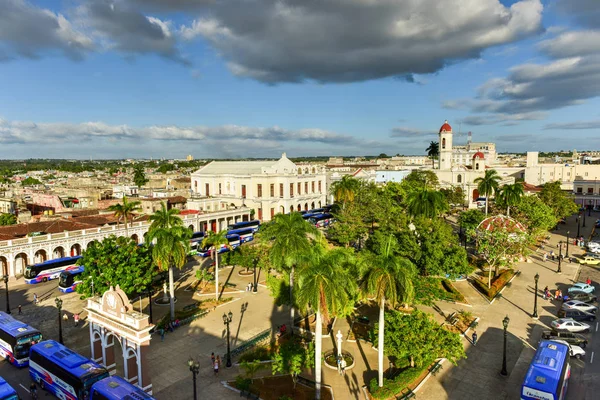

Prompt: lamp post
[
  {"left": 187, "top": 358, "right": 200, "bottom": 400},
  {"left": 223, "top": 310, "right": 233, "bottom": 368},
  {"left": 147, "top": 289, "right": 153, "bottom": 323},
  {"left": 55, "top": 297, "right": 64, "bottom": 344},
  {"left": 3, "top": 276, "right": 10, "bottom": 314},
  {"left": 557, "top": 242, "right": 562, "bottom": 274},
  {"left": 566, "top": 231, "right": 570, "bottom": 257},
  {"left": 577, "top": 215, "right": 581, "bottom": 238},
  {"left": 252, "top": 258, "right": 258, "bottom": 293},
  {"left": 533, "top": 273, "right": 539, "bottom": 319},
  {"left": 589, "top": 205, "right": 592, "bottom": 217},
  {"left": 501, "top": 315, "right": 510, "bottom": 376}
]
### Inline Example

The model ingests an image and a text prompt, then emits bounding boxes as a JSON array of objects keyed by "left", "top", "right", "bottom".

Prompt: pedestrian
[
  {"left": 543, "top": 253, "right": 547, "bottom": 263},
  {"left": 18, "top": 304, "right": 22, "bottom": 315},
  {"left": 63, "top": 313, "right": 68, "bottom": 322},
  {"left": 214, "top": 355, "right": 220, "bottom": 376},
  {"left": 336, "top": 355, "right": 342, "bottom": 375},
  {"left": 159, "top": 327, "right": 165, "bottom": 342},
  {"left": 340, "top": 358, "right": 347, "bottom": 376},
  {"left": 587, "top": 277, "right": 592, "bottom": 285},
  {"left": 472, "top": 331, "right": 477, "bottom": 346},
  {"left": 30, "top": 382, "right": 37, "bottom": 400},
  {"left": 33, "top": 293, "right": 38, "bottom": 305},
  {"left": 74, "top": 313, "right": 80, "bottom": 327},
  {"left": 555, "top": 289, "right": 560, "bottom": 300},
  {"left": 551, "top": 251, "right": 555, "bottom": 261},
  {"left": 211, "top": 352, "right": 215, "bottom": 366}
]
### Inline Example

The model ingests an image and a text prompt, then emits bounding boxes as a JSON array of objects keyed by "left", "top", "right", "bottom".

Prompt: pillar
[
  {"left": 103, "top": 333, "right": 116, "bottom": 375},
  {"left": 139, "top": 341, "right": 153, "bottom": 394}
]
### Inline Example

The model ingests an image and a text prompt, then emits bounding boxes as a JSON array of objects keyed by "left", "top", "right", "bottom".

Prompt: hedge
[
  {"left": 470, "top": 270, "right": 516, "bottom": 300},
  {"left": 368, "top": 366, "right": 426, "bottom": 399}
]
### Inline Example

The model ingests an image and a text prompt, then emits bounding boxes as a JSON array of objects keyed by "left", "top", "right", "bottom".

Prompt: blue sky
[{"left": 1, "top": 0, "right": 600, "bottom": 159}]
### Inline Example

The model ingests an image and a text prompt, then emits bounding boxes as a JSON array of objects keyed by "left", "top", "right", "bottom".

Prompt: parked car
[
  {"left": 551, "top": 318, "right": 590, "bottom": 333},
  {"left": 583, "top": 252, "right": 600, "bottom": 260},
  {"left": 551, "top": 339, "right": 586, "bottom": 360},
  {"left": 580, "top": 256, "right": 600, "bottom": 265},
  {"left": 557, "top": 309, "right": 596, "bottom": 321},
  {"left": 568, "top": 283, "right": 596, "bottom": 294},
  {"left": 568, "top": 292, "right": 598, "bottom": 303},
  {"left": 541, "top": 330, "right": 588, "bottom": 348},
  {"left": 561, "top": 300, "right": 598, "bottom": 313}
]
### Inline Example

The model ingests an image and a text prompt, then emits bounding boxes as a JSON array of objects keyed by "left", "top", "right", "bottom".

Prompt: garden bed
[
  {"left": 155, "top": 297, "right": 232, "bottom": 329},
  {"left": 470, "top": 269, "right": 517, "bottom": 301},
  {"left": 368, "top": 363, "right": 429, "bottom": 400},
  {"left": 413, "top": 277, "right": 467, "bottom": 306},
  {"left": 444, "top": 311, "right": 477, "bottom": 335},
  {"left": 230, "top": 375, "right": 333, "bottom": 400}
]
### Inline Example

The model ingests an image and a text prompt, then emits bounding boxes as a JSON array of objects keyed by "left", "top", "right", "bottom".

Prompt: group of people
[
  {"left": 543, "top": 286, "right": 564, "bottom": 301},
  {"left": 542, "top": 250, "right": 566, "bottom": 263},
  {"left": 158, "top": 320, "right": 181, "bottom": 341},
  {"left": 336, "top": 355, "right": 348, "bottom": 376},
  {"left": 211, "top": 352, "right": 221, "bottom": 376}
]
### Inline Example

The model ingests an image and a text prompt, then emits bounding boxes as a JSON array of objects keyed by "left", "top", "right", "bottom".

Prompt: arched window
[
  {"left": 442, "top": 138, "right": 446, "bottom": 149},
  {"left": 457, "top": 174, "right": 462, "bottom": 183},
  {"left": 298, "top": 168, "right": 302, "bottom": 174},
  {"left": 475, "top": 163, "right": 480, "bottom": 170}
]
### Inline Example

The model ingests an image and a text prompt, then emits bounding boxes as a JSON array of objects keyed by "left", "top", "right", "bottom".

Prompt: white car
[
  {"left": 562, "top": 300, "right": 598, "bottom": 313},
  {"left": 551, "top": 339, "right": 586, "bottom": 360},
  {"left": 551, "top": 318, "right": 591, "bottom": 333}
]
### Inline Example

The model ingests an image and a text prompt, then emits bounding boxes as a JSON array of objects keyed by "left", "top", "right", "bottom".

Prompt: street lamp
[
  {"left": 501, "top": 315, "right": 510, "bottom": 376},
  {"left": 223, "top": 310, "right": 233, "bottom": 368},
  {"left": 583, "top": 209, "right": 587, "bottom": 228},
  {"left": 566, "top": 231, "right": 570, "bottom": 257},
  {"left": 557, "top": 242, "right": 562, "bottom": 274},
  {"left": 252, "top": 258, "right": 258, "bottom": 293},
  {"left": 3, "top": 276, "right": 10, "bottom": 314},
  {"left": 533, "top": 273, "right": 539, "bottom": 319},
  {"left": 577, "top": 215, "right": 581, "bottom": 238},
  {"left": 147, "top": 289, "right": 154, "bottom": 323},
  {"left": 55, "top": 297, "right": 64, "bottom": 344},
  {"left": 187, "top": 358, "right": 200, "bottom": 400}
]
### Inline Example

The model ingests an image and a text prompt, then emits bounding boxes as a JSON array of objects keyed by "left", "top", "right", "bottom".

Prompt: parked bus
[
  {"left": 90, "top": 375, "right": 155, "bottom": 400},
  {"left": 227, "top": 220, "right": 260, "bottom": 232},
  {"left": 197, "top": 234, "right": 241, "bottom": 257},
  {"left": 301, "top": 212, "right": 318, "bottom": 220},
  {"left": 24, "top": 256, "right": 82, "bottom": 284},
  {"left": 58, "top": 266, "right": 85, "bottom": 293},
  {"left": 227, "top": 228, "right": 255, "bottom": 243},
  {"left": 521, "top": 340, "right": 571, "bottom": 400},
  {"left": 0, "top": 311, "right": 42, "bottom": 367},
  {"left": 29, "top": 340, "right": 110, "bottom": 400},
  {"left": 0, "top": 377, "right": 18, "bottom": 400},
  {"left": 308, "top": 213, "right": 334, "bottom": 228},
  {"left": 189, "top": 231, "right": 205, "bottom": 256}
]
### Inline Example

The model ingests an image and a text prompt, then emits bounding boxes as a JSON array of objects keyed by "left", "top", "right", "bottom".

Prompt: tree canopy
[
  {"left": 0, "top": 213, "right": 17, "bottom": 226},
  {"left": 133, "top": 165, "right": 148, "bottom": 188},
  {"left": 21, "top": 177, "right": 42, "bottom": 186},
  {"left": 539, "top": 181, "right": 579, "bottom": 220},
  {"left": 512, "top": 195, "right": 557, "bottom": 237}
]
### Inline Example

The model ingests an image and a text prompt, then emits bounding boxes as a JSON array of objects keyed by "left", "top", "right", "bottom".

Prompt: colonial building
[
  {"left": 190, "top": 153, "right": 327, "bottom": 221},
  {"left": 524, "top": 152, "right": 600, "bottom": 190},
  {"left": 572, "top": 179, "right": 600, "bottom": 209}
]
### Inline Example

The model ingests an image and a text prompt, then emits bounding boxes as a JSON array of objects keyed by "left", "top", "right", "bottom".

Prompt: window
[
  {"left": 550, "top": 172, "right": 554, "bottom": 177},
  {"left": 475, "top": 163, "right": 480, "bottom": 170},
  {"left": 205, "top": 183, "right": 210, "bottom": 196},
  {"left": 280, "top": 183, "right": 284, "bottom": 198},
  {"left": 194, "top": 181, "right": 198, "bottom": 190},
  {"left": 588, "top": 187, "right": 594, "bottom": 194},
  {"left": 258, "top": 208, "right": 263, "bottom": 220},
  {"left": 311, "top": 181, "right": 315, "bottom": 193},
  {"left": 298, "top": 168, "right": 302, "bottom": 174},
  {"left": 442, "top": 138, "right": 446, "bottom": 149},
  {"left": 457, "top": 175, "right": 462, "bottom": 183},
  {"left": 290, "top": 183, "right": 294, "bottom": 197},
  {"left": 577, "top": 187, "right": 583, "bottom": 193},
  {"left": 271, "top": 208, "right": 275, "bottom": 219},
  {"left": 567, "top": 172, "right": 571, "bottom": 177},
  {"left": 241, "top": 185, "right": 246, "bottom": 198},
  {"left": 218, "top": 183, "right": 222, "bottom": 194},
  {"left": 298, "top": 182, "right": 301, "bottom": 195},
  {"left": 270, "top": 184, "right": 275, "bottom": 197},
  {"left": 585, "top": 172, "right": 589, "bottom": 177},
  {"left": 318, "top": 181, "right": 322, "bottom": 193},
  {"left": 257, "top": 184, "right": 262, "bottom": 198},
  {"left": 305, "top": 182, "right": 308, "bottom": 193}
]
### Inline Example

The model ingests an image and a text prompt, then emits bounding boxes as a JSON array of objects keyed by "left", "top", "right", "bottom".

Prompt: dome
[
  {"left": 473, "top": 151, "right": 485, "bottom": 160},
  {"left": 439, "top": 120, "right": 452, "bottom": 133}
]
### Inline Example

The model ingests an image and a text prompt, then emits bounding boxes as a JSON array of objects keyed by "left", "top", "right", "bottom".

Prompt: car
[
  {"left": 551, "top": 318, "right": 590, "bottom": 333},
  {"left": 569, "top": 292, "right": 598, "bottom": 303},
  {"left": 568, "top": 283, "right": 596, "bottom": 294},
  {"left": 583, "top": 252, "right": 600, "bottom": 260},
  {"left": 588, "top": 247, "right": 600, "bottom": 255},
  {"left": 542, "top": 330, "right": 588, "bottom": 348},
  {"left": 557, "top": 309, "right": 596, "bottom": 321},
  {"left": 580, "top": 256, "right": 600, "bottom": 265},
  {"left": 551, "top": 339, "right": 586, "bottom": 360},
  {"left": 562, "top": 300, "right": 598, "bottom": 313}
]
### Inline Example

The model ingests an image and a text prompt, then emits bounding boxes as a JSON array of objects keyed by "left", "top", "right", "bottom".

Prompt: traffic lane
[
  {"left": 0, "top": 360, "right": 33, "bottom": 399},
  {"left": 4, "top": 278, "right": 62, "bottom": 313}
]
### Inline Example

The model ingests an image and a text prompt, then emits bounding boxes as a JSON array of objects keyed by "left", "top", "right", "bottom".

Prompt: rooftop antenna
[{"left": 467, "top": 131, "right": 472, "bottom": 151}]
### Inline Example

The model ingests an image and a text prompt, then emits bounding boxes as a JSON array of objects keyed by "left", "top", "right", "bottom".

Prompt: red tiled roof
[
  {"left": 439, "top": 120, "right": 452, "bottom": 133},
  {"left": 477, "top": 215, "right": 526, "bottom": 233},
  {"left": 473, "top": 151, "right": 485, "bottom": 160},
  {"left": 0, "top": 219, "right": 100, "bottom": 239}
]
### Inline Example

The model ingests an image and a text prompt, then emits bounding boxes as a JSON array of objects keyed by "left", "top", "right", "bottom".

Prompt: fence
[{"left": 229, "top": 328, "right": 272, "bottom": 358}]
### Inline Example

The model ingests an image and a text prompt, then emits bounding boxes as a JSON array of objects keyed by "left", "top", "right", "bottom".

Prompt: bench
[
  {"left": 430, "top": 362, "right": 443, "bottom": 376},
  {"left": 239, "top": 389, "right": 260, "bottom": 399}
]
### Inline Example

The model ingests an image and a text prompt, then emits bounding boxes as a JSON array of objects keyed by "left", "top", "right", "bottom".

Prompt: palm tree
[
  {"left": 108, "top": 195, "right": 141, "bottom": 237},
  {"left": 263, "top": 212, "right": 321, "bottom": 331},
  {"left": 296, "top": 246, "right": 356, "bottom": 400},
  {"left": 497, "top": 183, "right": 524, "bottom": 217},
  {"left": 363, "top": 234, "right": 414, "bottom": 387},
  {"left": 474, "top": 169, "right": 501, "bottom": 215},
  {"left": 148, "top": 202, "right": 182, "bottom": 231},
  {"left": 405, "top": 189, "right": 448, "bottom": 218},
  {"left": 426, "top": 141, "right": 439, "bottom": 168},
  {"left": 330, "top": 175, "right": 360, "bottom": 207},
  {"left": 201, "top": 230, "right": 230, "bottom": 300}
]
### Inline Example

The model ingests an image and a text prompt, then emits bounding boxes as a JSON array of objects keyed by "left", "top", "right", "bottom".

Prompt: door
[{"left": 241, "top": 185, "right": 246, "bottom": 198}]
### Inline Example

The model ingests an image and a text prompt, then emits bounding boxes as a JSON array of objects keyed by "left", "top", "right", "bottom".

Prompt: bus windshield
[
  {"left": 0, "top": 312, "right": 42, "bottom": 367},
  {"left": 58, "top": 272, "right": 74, "bottom": 288}
]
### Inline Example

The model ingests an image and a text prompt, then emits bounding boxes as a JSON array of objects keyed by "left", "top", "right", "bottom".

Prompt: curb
[
  {"left": 463, "top": 317, "right": 480, "bottom": 338},
  {"left": 413, "top": 358, "right": 446, "bottom": 392},
  {"left": 490, "top": 270, "right": 520, "bottom": 305}
]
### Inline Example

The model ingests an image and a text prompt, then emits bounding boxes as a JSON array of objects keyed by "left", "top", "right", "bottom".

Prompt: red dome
[
  {"left": 473, "top": 151, "right": 485, "bottom": 160},
  {"left": 439, "top": 120, "right": 452, "bottom": 133}
]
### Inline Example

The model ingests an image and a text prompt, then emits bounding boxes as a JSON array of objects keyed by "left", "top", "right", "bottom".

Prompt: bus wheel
[{"left": 42, "top": 277, "right": 48, "bottom": 283}]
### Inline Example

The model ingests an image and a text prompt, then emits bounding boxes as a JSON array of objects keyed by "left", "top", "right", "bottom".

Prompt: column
[
  {"left": 139, "top": 341, "right": 153, "bottom": 394},
  {"left": 104, "top": 332, "right": 116, "bottom": 375}
]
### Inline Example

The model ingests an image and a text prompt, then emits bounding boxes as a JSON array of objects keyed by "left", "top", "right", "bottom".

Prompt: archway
[
  {"left": 318, "top": 201, "right": 322, "bottom": 208},
  {"left": 14, "top": 253, "right": 28, "bottom": 276},
  {"left": 87, "top": 240, "right": 99, "bottom": 250},
  {"left": 188, "top": 224, "right": 194, "bottom": 231},
  {"left": 290, "top": 205, "right": 294, "bottom": 213},
  {"left": 311, "top": 202, "right": 315, "bottom": 210},
  {"left": 70, "top": 243, "right": 82, "bottom": 257},
  {"left": 280, "top": 206, "right": 285, "bottom": 214},
  {"left": 34, "top": 249, "right": 47, "bottom": 264},
  {"left": 0, "top": 257, "right": 8, "bottom": 276},
  {"left": 53, "top": 246, "right": 65, "bottom": 259},
  {"left": 304, "top": 203, "right": 308, "bottom": 211},
  {"left": 472, "top": 189, "right": 479, "bottom": 202},
  {"left": 297, "top": 204, "right": 301, "bottom": 212},
  {"left": 131, "top": 234, "right": 139, "bottom": 244}
]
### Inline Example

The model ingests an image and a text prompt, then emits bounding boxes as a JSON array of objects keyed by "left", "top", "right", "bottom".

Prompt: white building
[
  {"left": 524, "top": 152, "right": 600, "bottom": 190},
  {"left": 375, "top": 170, "right": 411, "bottom": 184},
  {"left": 190, "top": 153, "right": 327, "bottom": 222},
  {"left": 572, "top": 179, "right": 600, "bottom": 209}
]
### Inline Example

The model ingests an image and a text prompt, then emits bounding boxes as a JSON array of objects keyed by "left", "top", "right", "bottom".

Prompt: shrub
[
  {"left": 238, "top": 344, "right": 275, "bottom": 363},
  {"left": 368, "top": 366, "right": 425, "bottom": 399},
  {"left": 471, "top": 270, "right": 516, "bottom": 300},
  {"left": 234, "top": 375, "right": 251, "bottom": 391},
  {"left": 413, "top": 277, "right": 466, "bottom": 305}
]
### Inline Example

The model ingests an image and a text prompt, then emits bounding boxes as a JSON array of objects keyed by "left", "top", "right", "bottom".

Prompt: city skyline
[{"left": 1, "top": 0, "right": 600, "bottom": 159}]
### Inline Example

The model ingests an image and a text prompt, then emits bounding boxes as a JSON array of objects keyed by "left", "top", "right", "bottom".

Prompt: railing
[{"left": 229, "top": 328, "right": 272, "bottom": 358}]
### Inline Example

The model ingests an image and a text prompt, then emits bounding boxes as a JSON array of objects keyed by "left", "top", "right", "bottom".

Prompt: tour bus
[
  {"left": 521, "top": 340, "right": 571, "bottom": 400},
  {"left": 308, "top": 213, "right": 334, "bottom": 228},
  {"left": 0, "top": 311, "right": 42, "bottom": 367},
  {"left": 90, "top": 375, "right": 155, "bottom": 400},
  {"left": 0, "top": 377, "right": 18, "bottom": 400},
  {"left": 189, "top": 231, "right": 205, "bottom": 255},
  {"left": 301, "top": 212, "right": 318, "bottom": 220},
  {"left": 24, "top": 256, "right": 83, "bottom": 284},
  {"left": 227, "top": 220, "right": 260, "bottom": 232},
  {"left": 58, "top": 266, "right": 85, "bottom": 293},
  {"left": 29, "top": 340, "right": 110, "bottom": 400},
  {"left": 197, "top": 234, "right": 241, "bottom": 257},
  {"left": 227, "top": 227, "right": 255, "bottom": 243}
]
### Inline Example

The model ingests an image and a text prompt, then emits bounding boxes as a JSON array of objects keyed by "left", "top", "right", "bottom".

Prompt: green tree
[
  {"left": 477, "top": 223, "right": 528, "bottom": 287},
  {"left": 426, "top": 141, "right": 439, "bottom": 168},
  {"left": 496, "top": 183, "right": 524, "bottom": 217},
  {"left": 405, "top": 189, "right": 448, "bottom": 219},
  {"left": 512, "top": 195, "right": 557, "bottom": 237},
  {"left": 440, "top": 186, "right": 465, "bottom": 207},
  {"left": 539, "top": 181, "right": 579, "bottom": 220},
  {"left": 133, "top": 165, "right": 148, "bottom": 188},
  {"left": 156, "top": 163, "right": 176, "bottom": 174},
  {"left": 364, "top": 234, "right": 415, "bottom": 388},
  {"left": 377, "top": 310, "right": 465, "bottom": 368},
  {"left": 474, "top": 169, "right": 501, "bottom": 215},
  {"left": 296, "top": 246, "right": 356, "bottom": 399},
  {"left": 75, "top": 236, "right": 157, "bottom": 298},
  {"left": 330, "top": 175, "right": 361, "bottom": 207},
  {"left": 108, "top": 195, "right": 141, "bottom": 237},
  {"left": 201, "top": 230, "right": 230, "bottom": 300},
  {"left": 0, "top": 213, "right": 17, "bottom": 226},
  {"left": 458, "top": 209, "right": 485, "bottom": 234},
  {"left": 21, "top": 177, "right": 42, "bottom": 186},
  {"left": 271, "top": 338, "right": 315, "bottom": 389},
  {"left": 400, "top": 170, "right": 439, "bottom": 195},
  {"left": 147, "top": 204, "right": 190, "bottom": 320},
  {"left": 263, "top": 212, "right": 321, "bottom": 330}
]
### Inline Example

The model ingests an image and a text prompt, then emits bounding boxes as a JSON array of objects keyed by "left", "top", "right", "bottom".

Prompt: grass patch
[
  {"left": 413, "top": 277, "right": 467, "bottom": 306},
  {"left": 368, "top": 365, "right": 426, "bottom": 400},
  {"left": 470, "top": 269, "right": 516, "bottom": 301},
  {"left": 238, "top": 343, "right": 276, "bottom": 363},
  {"left": 230, "top": 375, "right": 333, "bottom": 400}
]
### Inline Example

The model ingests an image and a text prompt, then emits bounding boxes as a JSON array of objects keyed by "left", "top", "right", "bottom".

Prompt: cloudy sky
[{"left": 1, "top": 0, "right": 600, "bottom": 159}]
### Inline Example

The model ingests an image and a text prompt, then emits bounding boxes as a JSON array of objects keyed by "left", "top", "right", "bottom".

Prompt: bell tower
[{"left": 439, "top": 120, "right": 453, "bottom": 170}]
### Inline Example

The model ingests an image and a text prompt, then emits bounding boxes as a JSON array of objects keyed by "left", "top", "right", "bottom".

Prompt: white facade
[
  {"left": 524, "top": 152, "right": 600, "bottom": 190},
  {"left": 375, "top": 170, "right": 411, "bottom": 184},
  {"left": 190, "top": 153, "right": 327, "bottom": 221}
]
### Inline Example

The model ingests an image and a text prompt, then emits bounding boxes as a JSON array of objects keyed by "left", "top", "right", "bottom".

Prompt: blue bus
[
  {"left": 24, "top": 256, "right": 82, "bottom": 284},
  {"left": 29, "top": 340, "right": 109, "bottom": 400},
  {"left": 189, "top": 231, "right": 205, "bottom": 255},
  {"left": 90, "top": 375, "right": 155, "bottom": 400},
  {"left": 227, "top": 228, "right": 255, "bottom": 243},
  {"left": 0, "top": 377, "right": 18, "bottom": 400},
  {"left": 227, "top": 220, "right": 260, "bottom": 232},
  {"left": 58, "top": 266, "right": 85, "bottom": 293},
  {"left": 301, "top": 212, "right": 318, "bottom": 220},
  {"left": 0, "top": 311, "right": 42, "bottom": 367},
  {"left": 521, "top": 340, "right": 571, "bottom": 400},
  {"left": 308, "top": 213, "right": 334, "bottom": 228},
  {"left": 197, "top": 234, "right": 241, "bottom": 257}
]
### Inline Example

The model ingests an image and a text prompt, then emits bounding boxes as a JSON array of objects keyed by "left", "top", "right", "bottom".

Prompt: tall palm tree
[
  {"left": 263, "top": 212, "right": 321, "bottom": 331},
  {"left": 147, "top": 225, "right": 190, "bottom": 321},
  {"left": 108, "top": 195, "right": 141, "bottom": 237},
  {"left": 426, "top": 141, "right": 439, "bottom": 168},
  {"left": 201, "top": 230, "right": 230, "bottom": 300},
  {"left": 296, "top": 246, "right": 356, "bottom": 400},
  {"left": 148, "top": 202, "right": 182, "bottom": 231},
  {"left": 363, "top": 235, "right": 414, "bottom": 388},
  {"left": 497, "top": 183, "right": 524, "bottom": 217},
  {"left": 474, "top": 169, "right": 501, "bottom": 215},
  {"left": 330, "top": 175, "right": 360, "bottom": 207},
  {"left": 405, "top": 189, "right": 448, "bottom": 218}
]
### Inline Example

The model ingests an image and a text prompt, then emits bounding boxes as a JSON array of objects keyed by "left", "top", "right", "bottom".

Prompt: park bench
[
  {"left": 430, "top": 362, "right": 443, "bottom": 376},
  {"left": 239, "top": 389, "right": 260, "bottom": 399}
]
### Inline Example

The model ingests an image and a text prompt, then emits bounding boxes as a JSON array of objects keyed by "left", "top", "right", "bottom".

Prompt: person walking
[
  {"left": 74, "top": 313, "right": 80, "bottom": 327},
  {"left": 336, "top": 355, "right": 342, "bottom": 375},
  {"left": 586, "top": 277, "right": 592, "bottom": 285},
  {"left": 159, "top": 327, "right": 165, "bottom": 342},
  {"left": 18, "top": 305, "right": 22, "bottom": 315},
  {"left": 30, "top": 382, "right": 37, "bottom": 400},
  {"left": 543, "top": 253, "right": 547, "bottom": 263},
  {"left": 340, "top": 358, "right": 347, "bottom": 376},
  {"left": 211, "top": 352, "right": 215, "bottom": 366},
  {"left": 472, "top": 331, "right": 478, "bottom": 346},
  {"left": 33, "top": 293, "right": 38, "bottom": 305},
  {"left": 214, "top": 355, "right": 220, "bottom": 377}
]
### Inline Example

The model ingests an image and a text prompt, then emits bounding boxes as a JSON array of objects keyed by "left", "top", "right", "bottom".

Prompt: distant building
[
  {"left": 186, "top": 155, "right": 194, "bottom": 161},
  {"left": 572, "top": 179, "right": 600, "bottom": 209},
  {"left": 112, "top": 185, "right": 139, "bottom": 198},
  {"left": 375, "top": 170, "right": 410, "bottom": 184},
  {"left": 524, "top": 152, "right": 600, "bottom": 190}
]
